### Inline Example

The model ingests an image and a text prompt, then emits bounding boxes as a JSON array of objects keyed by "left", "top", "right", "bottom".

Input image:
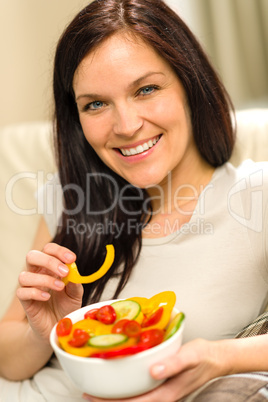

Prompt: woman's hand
[
  {"left": 83, "top": 338, "right": 231, "bottom": 402},
  {"left": 17, "top": 242, "right": 84, "bottom": 344}
]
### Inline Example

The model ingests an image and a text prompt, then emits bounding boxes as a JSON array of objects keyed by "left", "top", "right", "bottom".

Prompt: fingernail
[
  {"left": 151, "top": 364, "right": 166, "bottom": 379},
  {"left": 58, "top": 265, "right": 69, "bottom": 276},
  {"left": 64, "top": 252, "right": 74, "bottom": 262},
  {"left": 55, "top": 279, "right": 64, "bottom": 288},
  {"left": 41, "top": 292, "right": 50, "bottom": 299}
]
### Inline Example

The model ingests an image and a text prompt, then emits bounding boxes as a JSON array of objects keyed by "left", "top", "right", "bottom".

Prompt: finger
[
  {"left": 82, "top": 394, "right": 151, "bottom": 402},
  {"left": 43, "top": 242, "right": 76, "bottom": 264},
  {"left": 150, "top": 353, "right": 186, "bottom": 381},
  {"left": 82, "top": 384, "right": 170, "bottom": 402},
  {"left": 150, "top": 341, "right": 200, "bottom": 380},
  {"left": 26, "top": 250, "right": 70, "bottom": 278},
  {"left": 16, "top": 286, "right": 51, "bottom": 302},
  {"left": 82, "top": 381, "right": 176, "bottom": 402},
  {"left": 18, "top": 271, "right": 65, "bottom": 293},
  {"left": 65, "top": 282, "right": 84, "bottom": 301},
  {"left": 147, "top": 370, "right": 206, "bottom": 402},
  {"left": 158, "top": 361, "right": 217, "bottom": 401}
]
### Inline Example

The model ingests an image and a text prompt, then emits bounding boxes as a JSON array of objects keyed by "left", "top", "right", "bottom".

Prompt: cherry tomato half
[
  {"left": 141, "top": 307, "right": 164, "bottom": 328},
  {"left": 139, "top": 329, "right": 165, "bottom": 347},
  {"left": 84, "top": 308, "right": 99, "bottom": 320},
  {"left": 56, "top": 317, "right": 72, "bottom": 336},
  {"left": 96, "top": 305, "right": 117, "bottom": 325},
  {"left": 123, "top": 320, "right": 141, "bottom": 337},
  {"left": 68, "top": 329, "right": 90, "bottom": 347},
  {"left": 111, "top": 319, "right": 130, "bottom": 334}
]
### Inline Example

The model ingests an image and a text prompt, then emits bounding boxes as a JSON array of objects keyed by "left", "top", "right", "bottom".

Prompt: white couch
[
  {"left": 0, "top": 122, "right": 55, "bottom": 317},
  {"left": 0, "top": 109, "right": 268, "bottom": 318}
]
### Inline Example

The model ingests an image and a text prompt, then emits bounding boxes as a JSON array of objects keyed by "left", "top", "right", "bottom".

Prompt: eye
[
  {"left": 82, "top": 100, "right": 104, "bottom": 112},
  {"left": 88, "top": 101, "right": 104, "bottom": 110},
  {"left": 138, "top": 85, "right": 159, "bottom": 96}
]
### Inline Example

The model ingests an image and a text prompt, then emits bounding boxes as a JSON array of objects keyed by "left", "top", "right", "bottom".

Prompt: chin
[
  {"left": 111, "top": 165, "right": 167, "bottom": 190},
  {"left": 129, "top": 178, "right": 164, "bottom": 191}
]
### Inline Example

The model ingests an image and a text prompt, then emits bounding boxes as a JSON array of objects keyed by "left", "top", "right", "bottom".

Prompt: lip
[
  {"left": 114, "top": 134, "right": 162, "bottom": 162},
  {"left": 116, "top": 135, "right": 161, "bottom": 151}
]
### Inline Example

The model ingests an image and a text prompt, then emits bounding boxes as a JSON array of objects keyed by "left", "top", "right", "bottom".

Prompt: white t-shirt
[
  {"left": 42, "top": 160, "right": 268, "bottom": 342},
  {"left": 1, "top": 160, "right": 267, "bottom": 401},
  {"left": 99, "top": 160, "right": 268, "bottom": 342}
]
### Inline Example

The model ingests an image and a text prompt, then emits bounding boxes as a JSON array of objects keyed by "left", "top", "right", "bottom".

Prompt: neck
[{"left": 146, "top": 156, "right": 215, "bottom": 217}]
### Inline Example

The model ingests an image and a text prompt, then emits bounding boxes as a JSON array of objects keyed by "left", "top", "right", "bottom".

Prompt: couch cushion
[
  {"left": 0, "top": 121, "right": 55, "bottom": 317},
  {"left": 230, "top": 108, "right": 268, "bottom": 166}
]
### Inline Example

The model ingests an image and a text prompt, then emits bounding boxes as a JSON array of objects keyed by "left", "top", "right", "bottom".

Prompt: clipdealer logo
[
  {"left": 5, "top": 168, "right": 266, "bottom": 234},
  {"left": 227, "top": 169, "right": 264, "bottom": 232}
]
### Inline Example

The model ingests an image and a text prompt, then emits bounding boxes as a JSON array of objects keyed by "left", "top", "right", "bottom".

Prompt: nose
[{"left": 113, "top": 103, "right": 143, "bottom": 137}]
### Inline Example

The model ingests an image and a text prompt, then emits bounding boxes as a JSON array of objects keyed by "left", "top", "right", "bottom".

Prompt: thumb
[
  {"left": 150, "top": 340, "right": 202, "bottom": 380},
  {"left": 65, "top": 282, "right": 84, "bottom": 301}
]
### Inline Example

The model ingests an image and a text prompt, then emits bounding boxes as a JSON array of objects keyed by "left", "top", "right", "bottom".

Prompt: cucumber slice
[
  {"left": 164, "top": 312, "right": 185, "bottom": 340},
  {"left": 111, "top": 300, "right": 141, "bottom": 321},
  {"left": 89, "top": 334, "right": 128, "bottom": 348}
]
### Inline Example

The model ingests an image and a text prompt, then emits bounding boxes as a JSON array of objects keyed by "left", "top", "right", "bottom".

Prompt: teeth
[
  {"left": 130, "top": 148, "right": 137, "bottom": 155},
  {"left": 120, "top": 136, "right": 160, "bottom": 156},
  {"left": 136, "top": 145, "right": 144, "bottom": 153},
  {"left": 143, "top": 143, "right": 149, "bottom": 151}
]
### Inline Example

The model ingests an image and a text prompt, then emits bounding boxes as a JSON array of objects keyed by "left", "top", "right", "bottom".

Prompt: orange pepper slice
[
  {"left": 58, "top": 318, "right": 136, "bottom": 357},
  {"left": 57, "top": 291, "right": 177, "bottom": 357},
  {"left": 127, "top": 291, "right": 176, "bottom": 330},
  {"left": 58, "top": 318, "right": 113, "bottom": 356},
  {"left": 63, "top": 244, "right": 115, "bottom": 285}
]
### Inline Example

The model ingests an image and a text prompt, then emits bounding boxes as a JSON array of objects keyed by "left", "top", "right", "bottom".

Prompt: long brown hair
[{"left": 53, "top": 0, "right": 235, "bottom": 305}]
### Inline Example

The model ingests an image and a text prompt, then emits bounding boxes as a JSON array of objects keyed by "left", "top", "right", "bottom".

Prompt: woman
[{"left": 0, "top": 0, "right": 267, "bottom": 401}]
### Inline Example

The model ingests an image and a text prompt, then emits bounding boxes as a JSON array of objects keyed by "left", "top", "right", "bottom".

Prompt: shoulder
[
  {"left": 221, "top": 160, "right": 268, "bottom": 233},
  {"left": 212, "top": 160, "right": 268, "bottom": 223},
  {"left": 217, "top": 160, "right": 268, "bottom": 190},
  {"left": 235, "top": 159, "right": 268, "bottom": 180}
]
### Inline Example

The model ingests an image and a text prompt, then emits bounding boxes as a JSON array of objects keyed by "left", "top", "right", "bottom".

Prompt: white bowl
[{"left": 50, "top": 299, "right": 185, "bottom": 399}]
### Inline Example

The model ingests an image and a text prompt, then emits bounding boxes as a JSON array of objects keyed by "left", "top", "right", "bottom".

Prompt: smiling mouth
[{"left": 118, "top": 135, "right": 162, "bottom": 156}]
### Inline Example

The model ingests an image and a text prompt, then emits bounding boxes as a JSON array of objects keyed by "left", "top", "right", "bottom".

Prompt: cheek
[{"left": 144, "top": 95, "right": 187, "bottom": 127}]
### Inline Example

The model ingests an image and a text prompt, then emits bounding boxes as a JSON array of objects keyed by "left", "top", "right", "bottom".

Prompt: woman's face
[{"left": 73, "top": 32, "right": 201, "bottom": 188}]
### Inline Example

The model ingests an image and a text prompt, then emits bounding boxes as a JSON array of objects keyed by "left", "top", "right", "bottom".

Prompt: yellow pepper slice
[
  {"left": 58, "top": 337, "right": 99, "bottom": 357},
  {"left": 63, "top": 244, "right": 115, "bottom": 285},
  {"left": 58, "top": 318, "right": 136, "bottom": 357},
  {"left": 57, "top": 291, "right": 177, "bottom": 357},
  {"left": 127, "top": 291, "right": 176, "bottom": 330},
  {"left": 58, "top": 318, "right": 113, "bottom": 356}
]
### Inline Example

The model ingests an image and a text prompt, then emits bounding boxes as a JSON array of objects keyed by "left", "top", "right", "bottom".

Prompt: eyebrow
[{"left": 75, "top": 71, "right": 165, "bottom": 101}]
